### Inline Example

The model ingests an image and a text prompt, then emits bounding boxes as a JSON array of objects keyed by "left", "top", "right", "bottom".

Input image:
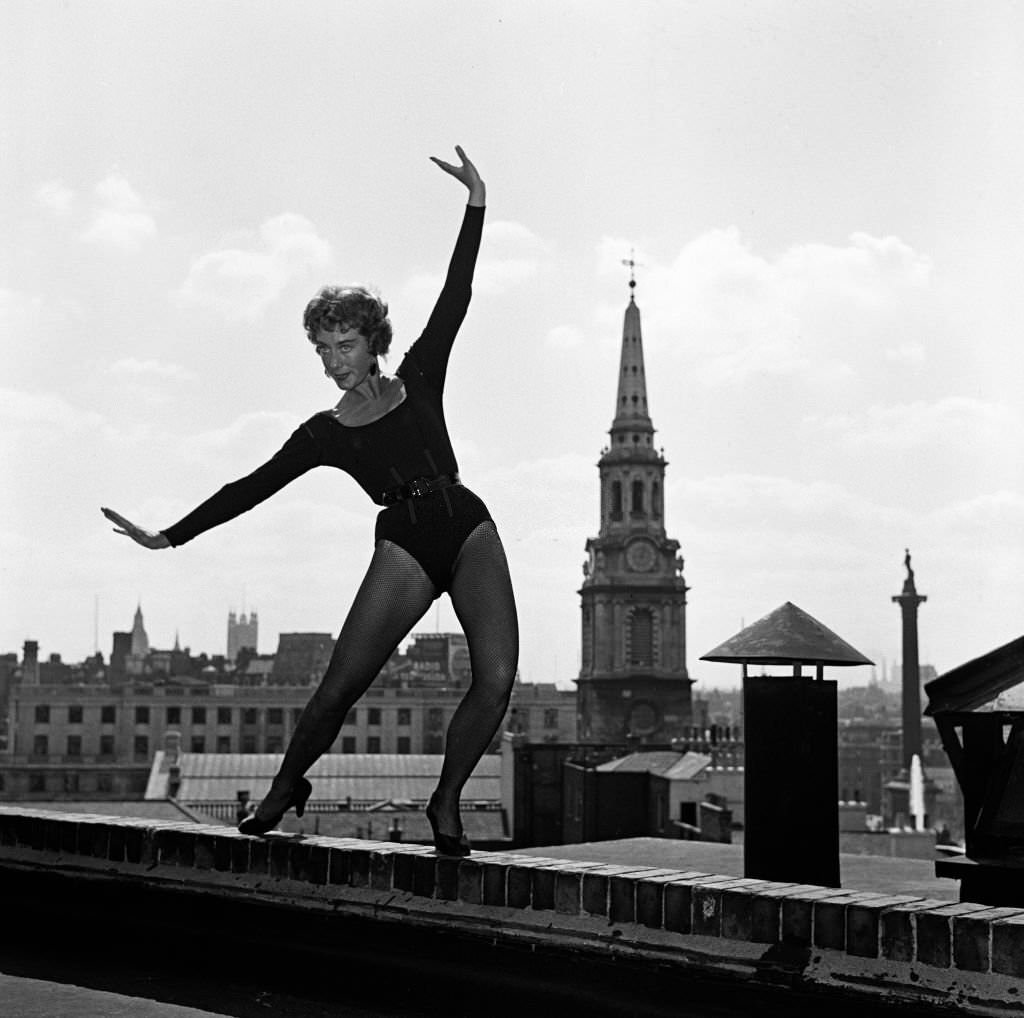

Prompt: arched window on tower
[
  {"left": 611, "top": 481, "right": 622, "bottom": 521},
  {"left": 632, "top": 479, "right": 644, "bottom": 514},
  {"left": 652, "top": 481, "right": 661, "bottom": 518},
  {"left": 629, "top": 609, "right": 654, "bottom": 667}
]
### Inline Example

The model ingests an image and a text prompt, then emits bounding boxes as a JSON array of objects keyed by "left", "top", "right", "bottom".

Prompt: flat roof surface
[{"left": 513, "top": 836, "right": 957, "bottom": 900}]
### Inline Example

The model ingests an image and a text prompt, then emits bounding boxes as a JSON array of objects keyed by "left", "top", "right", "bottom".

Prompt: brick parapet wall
[{"left": 1, "top": 806, "right": 1022, "bottom": 1015}]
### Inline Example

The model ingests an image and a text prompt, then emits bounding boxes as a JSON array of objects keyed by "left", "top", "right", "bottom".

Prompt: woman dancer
[{"left": 102, "top": 147, "right": 517, "bottom": 855}]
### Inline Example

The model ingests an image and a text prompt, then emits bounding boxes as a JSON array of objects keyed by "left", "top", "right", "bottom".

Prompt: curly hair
[{"left": 302, "top": 285, "right": 393, "bottom": 357}]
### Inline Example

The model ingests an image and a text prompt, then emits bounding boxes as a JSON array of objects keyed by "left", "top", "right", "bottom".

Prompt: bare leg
[
  {"left": 254, "top": 540, "right": 436, "bottom": 821},
  {"left": 431, "top": 522, "right": 519, "bottom": 837}
]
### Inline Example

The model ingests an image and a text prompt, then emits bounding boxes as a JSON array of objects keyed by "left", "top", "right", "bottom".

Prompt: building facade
[
  {"left": 576, "top": 273, "right": 694, "bottom": 742},
  {"left": 0, "top": 631, "right": 576, "bottom": 800}
]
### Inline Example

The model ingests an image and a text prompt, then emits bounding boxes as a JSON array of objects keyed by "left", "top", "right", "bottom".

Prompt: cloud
[
  {"left": 106, "top": 358, "right": 196, "bottom": 381},
  {"left": 547, "top": 324, "right": 585, "bottom": 349},
  {"left": 885, "top": 342, "right": 926, "bottom": 364},
  {"left": 807, "top": 397, "right": 1018, "bottom": 452},
  {"left": 177, "top": 214, "right": 331, "bottom": 321},
  {"left": 0, "top": 388, "right": 103, "bottom": 430},
  {"left": 404, "top": 219, "right": 549, "bottom": 304},
  {"left": 80, "top": 174, "right": 157, "bottom": 251},
  {"left": 593, "top": 228, "right": 932, "bottom": 386},
  {"left": 35, "top": 180, "right": 75, "bottom": 216},
  {"left": 179, "top": 410, "right": 298, "bottom": 464}
]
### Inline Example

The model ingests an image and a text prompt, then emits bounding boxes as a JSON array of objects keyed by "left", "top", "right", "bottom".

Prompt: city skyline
[{"left": 4, "top": 3, "right": 1022, "bottom": 688}]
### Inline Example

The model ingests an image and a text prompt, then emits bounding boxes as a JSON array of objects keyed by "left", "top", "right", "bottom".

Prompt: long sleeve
[
  {"left": 162, "top": 422, "right": 321, "bottom": 547},
  {"left": 398, "top": 204, "right": 484, "bottom": 392}
]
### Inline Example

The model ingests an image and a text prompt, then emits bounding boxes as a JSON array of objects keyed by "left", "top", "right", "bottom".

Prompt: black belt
[{"left": 381, "top": 472, "right": 460, "bottom": 506}]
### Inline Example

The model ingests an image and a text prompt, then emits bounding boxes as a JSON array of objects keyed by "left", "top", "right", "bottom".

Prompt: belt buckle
[{"left": 407, "top": 477, "right": 430, "bottom": 498}]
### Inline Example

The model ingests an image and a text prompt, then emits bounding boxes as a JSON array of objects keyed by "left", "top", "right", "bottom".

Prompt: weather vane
[{"left": 622, "top": 248, "right": 644, "bottom": 295}]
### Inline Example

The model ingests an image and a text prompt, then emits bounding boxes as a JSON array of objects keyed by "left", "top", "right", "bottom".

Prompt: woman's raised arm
[{"left": 430, "top": 145, "right": 485, "bottom": 207}]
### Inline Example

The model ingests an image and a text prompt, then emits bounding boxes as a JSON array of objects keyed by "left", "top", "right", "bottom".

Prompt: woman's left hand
[{"left": 430, "top": 145, "right": 485, "bottom": 206}]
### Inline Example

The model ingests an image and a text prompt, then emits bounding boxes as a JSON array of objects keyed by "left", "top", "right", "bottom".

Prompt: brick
[
  {"left": 194, "top": 835, "right": 216, "bottom": 871},
  {"left": 328, "top": 847, "right": 350, "bottom": 886},
  {"left": 436, "top": 857, "right": 460, "bottom": 901},
  {"left": 412, "top": 854, "right": 436, "bottom": 898},
  {"left": 531, "top": 867, "right": 556, "bottom": 911},
  {"left": 507, "top": 864, "right": 537, "bottom": 909},
  {"left": 482, "top": 861, "right": 508, "bottom": 906},
  {"left": 636, "top": 873, "right": 687, "bottom": 929},
  {"left": 230, "top": 836, "right": 250, "bottom": 874},
  {"left": 348, "top": 849, "right": 371, "bottom": 888},
  {"left": 393, "top": 852, "right": 416, "bottom": 892},
  {"left": 916, "top": 903, "right": 994, "bottom": 969},
  {"left": 661, "top": 872, "right": 717, "bottom": 934},
  {"left": 740, "top": 882, "right": 803, "bottom": 944},
  {"left": 879, "top": 899, "right": 948, "bottom": 962},
  {"left": 245, "top": 837, "right": 267, "bottom": 876},
  {"left": 43, "top": 818, "right": 63, "bottom": 854},
  {"left": 846, "top": 896, "right": 924, "bottom": 959},
  {"left": 813, "top": 892, "right": 888, "bottom": 951},
  {"left": 780, "top": 887, "right": 849, "bottom": 947},
  {"left": 369, "top": 851, "right": 394, "bottom": 891},
  {"left": 954, "top": 907, "right": 1024, "bottom": 973},
  {"left": 458, "top": 858, "right": 483, "bottom": 904},
  {"left": 59, "top": 820, "right": 79, "bottom": 856},
  {"left": 992, "top": 913, "right": 1024, "bottom": 978},
  {"left": 692, "top": 878, "right": 762, "bottom": 938},
  {"left": 124, "top": 827, "right": 146, "bottom": 865}
]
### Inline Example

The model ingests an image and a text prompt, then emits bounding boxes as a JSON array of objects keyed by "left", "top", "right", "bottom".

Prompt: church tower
[{"left": 576, "top": 266, "right": 693, "bottom": 742}]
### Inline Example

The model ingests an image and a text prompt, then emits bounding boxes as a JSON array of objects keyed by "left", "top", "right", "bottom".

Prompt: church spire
[{"left": 610, "top": 256, "right": 653, "bottom": 441}]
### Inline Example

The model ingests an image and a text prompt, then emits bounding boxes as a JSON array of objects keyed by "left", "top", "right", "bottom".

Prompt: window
[
  {"left": 267, "top": 708, "right": 283, "bottom": 725},
  {"left": 517, "top": 708, "right": 531, "bottom": 729},
  {"left": 242, "top": 708, "right": 258, "bottom": 725},
  {"left": 66, "top": 735, "right": 82, "bottom": 758},
  {"left": 341, "top": 736, "right": 356, "bottom": 753},
  {"left": 292, "top": 708, "right": 303, "bottom": 725},
  {"left": 652, "top": 481, "right": 661, "bottom": 518},
  {"left": 33, "top": 734, "right": 48, "bottom": 756},
  {"left": 29, "top": 773, "right": 46, "bottom": 793},
  {"left": 343, "top": 709, "right": 357, "bottom": 726},
  {"left": 68, "top": 705, "right": 83, "bottom": 724},
  {"left": 632, "top": 479, "right": 644, "bottom": 513},
  {"left": 543, "top": 709, "right": 559, "bottom": 729},
  {"left": 217, "top": 707, "right": 232, "bottom": 725},
  {"left": 241, "top": 735, "right": 257, "bottom": 753},
  {"left": 192, "top": 707, "right": 206, "bottom": 725},
  {"left": 135, "top": 706, "right": 150, "bottom": 724},
  {"left": 366, "top": 736, "right": 381, "bottom": 754},
  {"left": 367, "top": 708, "right": 381, "bottom": 726},
  {"left": 35, "top": 705, "right": 50, "bottom": 724},
  {"left": 426, "top": 708, "right": 444, "bottom": 730},
  {"left": 99, "top": 735, "right": 115, "bottom": 757},
  {"left": 134, "top": 736, "right": 149, "bottom": 760},
  {"left": 266, "top": 736, "right": 283, "bottom": 753},
  {"left": 96, "top": 773, "right": 113, "bottom": 793},
  {"left": 397, "top": 736, "right": 411, "bottom": 754},
  {"left": 101, "top": 705, "right": 116, "bottom": 724},
  {"left": 216, "top": 736, "right": 231, "bottom": 753},
  {"left": 191, "top": 736, "right": 205, "bottom": 753},
  {"left": 63, "top": 772, "right": 80, "bottom": 794},
  {"left": 166, "top": 706, "right": 181, "bottom": 725},
  {"left": 629, "top": 609, "right": 654, "bottom": 666},
  {"left": 397, "top": 708, "right": 411, "bottom": 727},
  {"left": 611, "top": 481, "right": 622, "bottom": 519}
]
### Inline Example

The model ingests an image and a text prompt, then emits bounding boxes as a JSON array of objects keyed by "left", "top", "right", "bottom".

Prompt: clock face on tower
[{"left": 625, "top": 539, "right": 656, "bottom": 572}]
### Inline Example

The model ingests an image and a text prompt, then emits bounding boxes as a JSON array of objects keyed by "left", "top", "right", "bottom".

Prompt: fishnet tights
[{"left": 257, "top": 522, "right": 518, "bottom": 837}]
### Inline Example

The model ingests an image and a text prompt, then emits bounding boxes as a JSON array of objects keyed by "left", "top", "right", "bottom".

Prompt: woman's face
[{"left": 312, "top": 327, "right": 375, "bottom": 390}]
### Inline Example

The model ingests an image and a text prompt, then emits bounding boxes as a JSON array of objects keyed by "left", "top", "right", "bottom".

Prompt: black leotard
[{"left": 161, "top": 205, "right": 492, "bottom": 595}]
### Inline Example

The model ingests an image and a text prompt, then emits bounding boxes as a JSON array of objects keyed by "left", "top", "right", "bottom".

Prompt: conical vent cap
[{"left": 701, "top": 601, "right": 872, "bottom": 667}]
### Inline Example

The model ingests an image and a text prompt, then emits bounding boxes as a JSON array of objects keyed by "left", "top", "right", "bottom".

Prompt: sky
[{"left": 3, "top": 1, "right": 1022, "bottom": 691}]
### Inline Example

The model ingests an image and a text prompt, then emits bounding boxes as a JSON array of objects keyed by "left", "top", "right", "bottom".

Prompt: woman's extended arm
[
  {"left": 102, "top": 422, "right": 321, "bottom": 549},
  {"left": 398, "top": 147, "right": 486, "bottom": 391}
]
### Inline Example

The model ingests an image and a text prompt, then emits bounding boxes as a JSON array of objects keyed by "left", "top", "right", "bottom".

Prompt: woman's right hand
[{"left": 101, "top": 507, "right": 171, "bottom": 550}]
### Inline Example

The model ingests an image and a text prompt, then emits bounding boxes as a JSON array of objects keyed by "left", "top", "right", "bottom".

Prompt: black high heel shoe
[
  {"left": 238, "top": 776, "right": 312, "bottom": 836},
  {"left": 426, "top": 794, "right": 471, "bottom": 856}
]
